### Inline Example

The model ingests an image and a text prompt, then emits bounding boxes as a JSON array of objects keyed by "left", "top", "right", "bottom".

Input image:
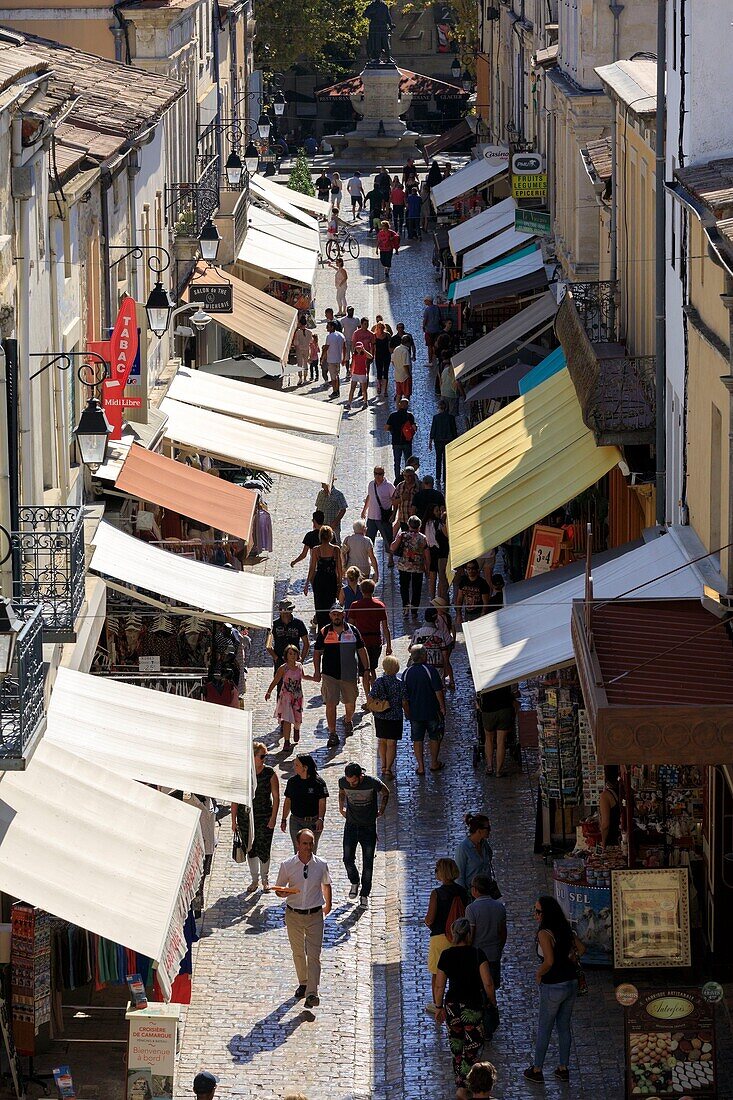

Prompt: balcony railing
[
  {"left": 0, "top": 604, "right": 46, "bottom": 768},
  {"left": 167, "top": 155, "right": 221, "bottom": 238},
  {"left": 568, "top": 279, "right": 618, "bottom": 343},
  {"left": 12, "top": 506, "right": 85, "bottom": 642}
]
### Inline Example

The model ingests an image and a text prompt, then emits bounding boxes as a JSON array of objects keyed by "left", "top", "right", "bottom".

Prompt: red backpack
[{"left": 444, "top": 891, "right": 466, "bottom": 943}]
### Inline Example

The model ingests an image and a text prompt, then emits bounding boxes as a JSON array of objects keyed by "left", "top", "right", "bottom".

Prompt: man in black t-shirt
[
  {"left": 281, "top": 758, "right": 329, "bottom": 851},
  {"left": 313, "top": 604, "right": 370, "bottom": 747},
  {"left": 338, "top": 761, "right": 389, "bottom": 905},
  {"left": 290, "top": 510, "right": 324, "bottom": 568},
  {"left": 386, "top": 397, "right": 418, "bottom": 478},
  {"left": 412, "top": 474, "right": 445, "bottom": 521},
  {"left": 315, "top": 171, "right": 332, "bottom": 202},
  {"left": 266, "top": 599, "right": 310, "bottom": 669},
  {"left": 456, "top": 560, "right": 491, "bottom": 625}
]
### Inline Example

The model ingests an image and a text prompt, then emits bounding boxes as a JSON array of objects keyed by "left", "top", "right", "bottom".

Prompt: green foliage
[
  {"left": 288, "top": 149, "right": 316, "bottom": 196},
  {"left": 255, "top": 0, "right": 367, "bottom": 77}
]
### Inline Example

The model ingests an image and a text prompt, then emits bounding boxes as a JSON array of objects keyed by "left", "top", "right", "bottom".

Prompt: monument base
[{"left": 323, "top": 61, "right": 435, "bottom": 159}]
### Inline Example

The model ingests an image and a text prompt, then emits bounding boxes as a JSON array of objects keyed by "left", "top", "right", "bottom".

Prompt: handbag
[
  {"left": 482, "top": 998, "right": 500, "bottom": 1040},
  {"left": 571, "top": 946, "right": 588, "bottom": 996},
  {"left": 486, "top": 853, "right": 502, "bottom": 899},
  {"left": 232, "top": 828, "right": 246, "bottom": 864},
  {"left": 366, "top": 693, "right": 390, "bottom": 713}
]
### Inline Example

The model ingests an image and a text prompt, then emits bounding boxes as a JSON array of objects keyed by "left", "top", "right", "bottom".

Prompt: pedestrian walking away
[
  {"left": 362, "top": 465, "right": 396, "bottom": 557},
  {"left": 321, "top": 321, "right": 347, "bottom": 398},
  {"left": 389, "top": 321, "right": 417, "bottom": 361},
  {"left": 422, "top": 297, "right": 443, "bottom": 363},
  {"left": 338, "top": 761, "right": 389, "bottom": 905},
  {"left": 423, "top": 505, "right": 450, "bottom": 602},
  {"left": 390, "top": 177, "right": 406, "bottom": 232},
  {"left": 192, "top": 1070, "right": 218, "bottom": 1099},
  {"left": 479, "top": 684, "right": 518, "bottom": 778},
  {"left": 433, "top": 917, "right": 497, "bottom": 1100},
  {"left": 402, "top": 644, "right": 446, "bottom": 774},
  {"left": 391, "top": 335, "right": 413, "bottom": 402},
  {"left": 386, "top": 397, "right": 418, "bottom": 477},
  {"left": 281, "top": 754, "right": 329, "bottom": 852},
  {"left": 265, "top": 645, "right": 310, "bottom": 749},
  {"left": 305, "top": 525, "right": 342, "bottom": 629},
  {"left": 373, "top": 321, "right": 392, "bottom": 396},
  {"left": 312, "top": 603, "right": 371, "bottom": 746},
  {"left": 366, "top": 654, "right": 403, "bottom": 778},
  {"left": 524, "top": 896, "right": 586, "bottom": 1085},
  {"left": 406, "top": 186, "right": 422, "bottom": 239},
  {"left": 334, "top": 258, "right": 348, "bottom": 316},
  {"left": 274, "top": 829, "right": 332, "bottom": 1008},
  {"left": 290, "top": 511, "right": 324, "bottom": 568},
  {"left": 232, "top": 742, "right": 280, "bottom": 892},
  {"left": 341, "top": 565, "right": 362, "bottom": 612},
  {"left": 466, "top": 873, "right": 507, "bottom": 992},
  {"left": 423, "top": 858, "right": 469, "bottom": 1012},
  {"left": 346, "top": 171, "right": 365, "bottom": 216},
  {"left": 348, "top": 577, "right": 391, "bottom": 683},
  {"left": 341, "top": 520, "right": 379, "bottom": 581},
  {"left": 308, "top": 329, "right": 320, "bottom": 383},
  {"left": 341, "top": 306, "right": 360, "bottom": 365},
  {"left": 429, "top": 399, "right": 458, "bottom": 485},
  {"left": 376, "top": 220, "right": 400, "bottom": 279}
]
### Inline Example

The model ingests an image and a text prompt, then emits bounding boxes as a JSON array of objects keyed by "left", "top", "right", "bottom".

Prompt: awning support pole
[{"left": 654, "top": 0, "right": 667, "bottom": 525}]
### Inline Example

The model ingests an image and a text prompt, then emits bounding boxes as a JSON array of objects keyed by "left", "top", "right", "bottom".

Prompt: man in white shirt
[
  {"left": 391, "top": 336, "right": 413, "bottom": 402},
  {"left": 361, "top": 464, "right": 396, "bottom": 563},
  {"left": 275, "top": 829, "right": 332, "bottom": 1008},
  {"left": 346, "top": 171, "right": 365, "bottom": 217},
  {"left": 320, "top": 322, "right": 347, "bottom": 399}
]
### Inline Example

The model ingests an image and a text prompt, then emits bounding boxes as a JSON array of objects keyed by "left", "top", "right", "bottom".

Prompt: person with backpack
[
  {"left": 423, "top": 857, "right": 470, "bottom": 1015},
  {"left": 433, "top": 917, "right": 497, "bottom": 1100},
  {"left": 385, "top": 396, "right": 418, "bottom": 477},
  {"left": 376, "top": 219, "right": 400, "bottom": 279}
]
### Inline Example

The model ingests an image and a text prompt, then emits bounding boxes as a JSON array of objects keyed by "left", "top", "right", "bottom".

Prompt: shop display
[
  {"left": 625, "top": 988, "right": 716, "bottom": 1098},
  {"left": 579, "top": 708, "right": 605, "bottom": 810},
  {"left": 628, "top": 765, "right": 704, "bottom": 868},
  {"left": 11, "top": 904, "right": 50, "bottom": 1055},
  {"left": 612, "top": 868, "right": 692, "bottom": 969},
  {"left": 537, "top": 675, "right": 582, "bottom": 807}
]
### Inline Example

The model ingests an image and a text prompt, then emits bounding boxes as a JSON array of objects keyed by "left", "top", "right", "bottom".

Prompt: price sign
[{"left": 525, "top": 524, "right": 564, "bottom": 579}]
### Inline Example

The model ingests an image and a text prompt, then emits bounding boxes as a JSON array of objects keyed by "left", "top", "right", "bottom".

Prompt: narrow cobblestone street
[{"left": 174, "top": 182, "right": 634, "bottom": 1100}]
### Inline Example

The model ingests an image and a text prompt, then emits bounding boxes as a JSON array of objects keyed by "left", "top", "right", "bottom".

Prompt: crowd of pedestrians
[{"left": 188, "top": 165, "right": 587, "bottom": 1100}]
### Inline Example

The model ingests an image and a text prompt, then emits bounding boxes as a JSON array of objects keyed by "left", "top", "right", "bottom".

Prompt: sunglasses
[{"left": 534, "top": 907, "right": 542, "bottom": 915}]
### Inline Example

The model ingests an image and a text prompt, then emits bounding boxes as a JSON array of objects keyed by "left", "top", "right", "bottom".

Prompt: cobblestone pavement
[{"left": 174, "top": 181, "right": 733, "bottom": 1100}]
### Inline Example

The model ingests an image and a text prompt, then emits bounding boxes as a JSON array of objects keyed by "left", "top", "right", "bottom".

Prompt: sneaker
[
  {"left": 554, "top": 1068, "right": 570, "bottom": 1081},
  {"left": 348, "top": 883, "right": 359, "bottom": 899},
  {"left": 294, "top": 984, "right": 307, "bottom": 999},
  {"left": 523, "top": 1068, "right": 544, "bottom": 1084},
  {"left": 344, "top": 719, "right": 354, "bottom": 736},
  {"left": 327, "top": 734, "right": 339, "bottom": 747},
  {"left": 359, "top": 895, "right": 369, "bottom": 908},
  {"left": 305, "top": 994, "right": 320, "bottom": 1008}
]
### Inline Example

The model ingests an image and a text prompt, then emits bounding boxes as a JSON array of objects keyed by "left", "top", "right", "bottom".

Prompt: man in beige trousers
[{"left": 275, "top": 829, "right": 332, "bottom": 1009}]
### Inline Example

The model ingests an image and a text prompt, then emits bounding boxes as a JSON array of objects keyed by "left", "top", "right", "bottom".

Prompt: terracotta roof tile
[
  {"left": 0, "top": 43, "right": 48, "bottom": 92},
  {"left": 676, "top": 159, "right": 733, "bottom": 216}
]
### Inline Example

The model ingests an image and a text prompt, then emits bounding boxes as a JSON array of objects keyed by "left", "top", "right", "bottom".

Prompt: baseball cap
[
  {"left": 279, "top": 598, "right": 295, "bottom": 611},
  {"left": 398, "top": 396, "right": 409, "bottom": 405},
  {"left": 344, "top": 762, "right": 364, "bottom": 777},
  {"left": 193, "top": 1071, "right": 218, "bottom": 1094}
]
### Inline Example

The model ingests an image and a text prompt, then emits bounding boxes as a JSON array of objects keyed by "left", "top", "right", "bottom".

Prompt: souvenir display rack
[
  {"left": 11, "top": 905, "right": 50, "bottom": 1056},
  {"left": 625, "top": 765, "right": 704, "bottom": 869}
]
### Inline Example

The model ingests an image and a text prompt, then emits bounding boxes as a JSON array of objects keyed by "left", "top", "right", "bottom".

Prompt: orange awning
[{"left": 116, "top": 444, "right": 257, "bottom": 542}]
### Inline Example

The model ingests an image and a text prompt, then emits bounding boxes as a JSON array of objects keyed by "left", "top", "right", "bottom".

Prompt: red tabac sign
[{"left": 96, "top": 298, "right": 141, "bottom": 440}]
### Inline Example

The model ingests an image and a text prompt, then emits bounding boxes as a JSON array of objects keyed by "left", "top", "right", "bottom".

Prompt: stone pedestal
[{"left": 324, "top": 61, "right": 433, "bottom": 158}]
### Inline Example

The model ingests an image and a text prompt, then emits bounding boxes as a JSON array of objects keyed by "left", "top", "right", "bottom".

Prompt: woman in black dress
[
  {"left": 231, "top": 741, "right": 279, "bottom": 893},
  {"left": 373, "top": 321, "right": 392, "bottom": 395},
  {"left": 305, "top": 524, "right": 342, "bottom": 629}
]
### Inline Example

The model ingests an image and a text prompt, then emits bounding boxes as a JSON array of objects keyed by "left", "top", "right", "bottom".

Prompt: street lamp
[
  {"left": 450, "top": 57, "right": 461, "bottom": 81},
  {"left": 0, "top": 598, "right": 21, "bottom": 678},
  {"left": 74, "top": 396, "right": 113, "bottom": 472},
  {"left": 145, "top": 280, "right": 175, "bottom": 338},
  {"left": 273, "top": 90, "right": 286, "bottom": 117},
  {"left": 199, "top": 219, "right": 221, "bottom": 263},
  {"left": 225, "top": 149, "right": 244, "bottom": 187},
  {"left": 462, "top": 70, "right": 473, "bottom": 93},
  {"left": 257, "top": 111, "right": 271, "bottom": 140},
  {"left": 244, "top": 140, "right": 259, "bottom": 175},
  {"left": 190, "top": 307, "right": 213, "bottom": 331}
]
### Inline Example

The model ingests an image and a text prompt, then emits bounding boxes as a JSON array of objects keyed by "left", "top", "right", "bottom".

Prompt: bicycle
[{"left": 325, "top": 227, "right": 360, "bottom": 261}]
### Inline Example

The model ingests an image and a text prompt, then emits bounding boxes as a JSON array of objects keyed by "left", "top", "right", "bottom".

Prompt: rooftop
[
  {"left": 675, "top": 159, "right": 733, "bottom": 217},
  {"left": 595, "top": 58, "right": 657, "bottom": 115}
]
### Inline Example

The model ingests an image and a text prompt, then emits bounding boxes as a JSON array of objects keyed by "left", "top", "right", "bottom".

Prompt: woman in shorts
[{"left": 346, "top": 340, "right": 372, "bottom": 410}]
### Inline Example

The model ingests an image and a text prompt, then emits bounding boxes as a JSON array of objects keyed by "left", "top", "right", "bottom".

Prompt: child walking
[
  {"left": 265, "top": 645, "right": 308, "bottom": 749},
  {"left": 309, "top": 330, "right": 320, "bottom": 383}
]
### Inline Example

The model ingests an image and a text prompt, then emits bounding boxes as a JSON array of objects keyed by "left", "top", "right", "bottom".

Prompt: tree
[
  {"left": 255, "top": 0, "right": 367, "bottom": 76},
  {"left": 288, "top": 149, "right": 316, "bottom": 196}
]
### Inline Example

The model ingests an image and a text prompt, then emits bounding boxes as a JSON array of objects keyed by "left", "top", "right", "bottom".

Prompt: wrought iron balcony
[
  {"left": 11, "top": 506, "right": 85, "bottom": 641},
  {"left": 0, "top": 604, "right": 46, "bottom": 768},
  {"left": 568, "top": 279, "right": 618, "bottom": 343},
  {"left": 166, "top": 154, "right": 221, "bottom": 238}
]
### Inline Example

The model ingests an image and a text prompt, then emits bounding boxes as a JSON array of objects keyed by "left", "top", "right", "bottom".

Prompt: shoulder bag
[
  {"left": 366, "top": 693, "right": 390, "bottom": 713},
  {"left": 232, "top": 828, "right": 246, "bottom": 864}
]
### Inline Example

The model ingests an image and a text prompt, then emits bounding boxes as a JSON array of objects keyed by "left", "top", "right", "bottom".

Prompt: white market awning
[
  {"left": 450, "top": 247, "right": 544, "bottom": 302},
  {"left": 431, "top": 155, "right": 509, "bottom": 210},
  {"left": 448, "top": 197, "right": 517, "bottom": 260},
  {"left": 248, "top": 203, "right": 319, "bottom": 252},
  {"left": 462, "top": 225, "right": 537, "bottom": 275},
  {"left": 161, "top": 396, "right": 336, "bottom": 484},
  {"left": 90, "top": 521, "right": 274, "bottom": 630},
  {"left": 464, "top": 527, "right": 718, "bottom": 694},
  {"left": 238, "top": 225, "right": 318, "bottom": 287},
  {"left": 46, "top": 667, "right": 253, "bottom": 805},
  {"left": 0, "top": 740, "right": 203, "bottom": 1000},
  {"left": 251, "top": 173, "right": 329, "bottom": 220},
  {"left": 250, "top": 177, "right": 320, "bottom": 231},
  {"left": 167, "top": 366, "right": 341, "bottom": 436}
]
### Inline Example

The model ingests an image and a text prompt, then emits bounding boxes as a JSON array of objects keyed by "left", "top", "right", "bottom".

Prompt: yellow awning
[{"left": 445, "top": 368, "right": 621, "bottom": 569}]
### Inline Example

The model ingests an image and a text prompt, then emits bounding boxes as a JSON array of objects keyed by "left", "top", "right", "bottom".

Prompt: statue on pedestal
[{"left": 365, "top": 0, "right": 395, "bottom": 64}]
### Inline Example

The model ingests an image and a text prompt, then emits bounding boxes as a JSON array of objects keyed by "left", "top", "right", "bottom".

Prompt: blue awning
[{"left": 518, "top": 346, "right": 566, "bottom": 394}]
